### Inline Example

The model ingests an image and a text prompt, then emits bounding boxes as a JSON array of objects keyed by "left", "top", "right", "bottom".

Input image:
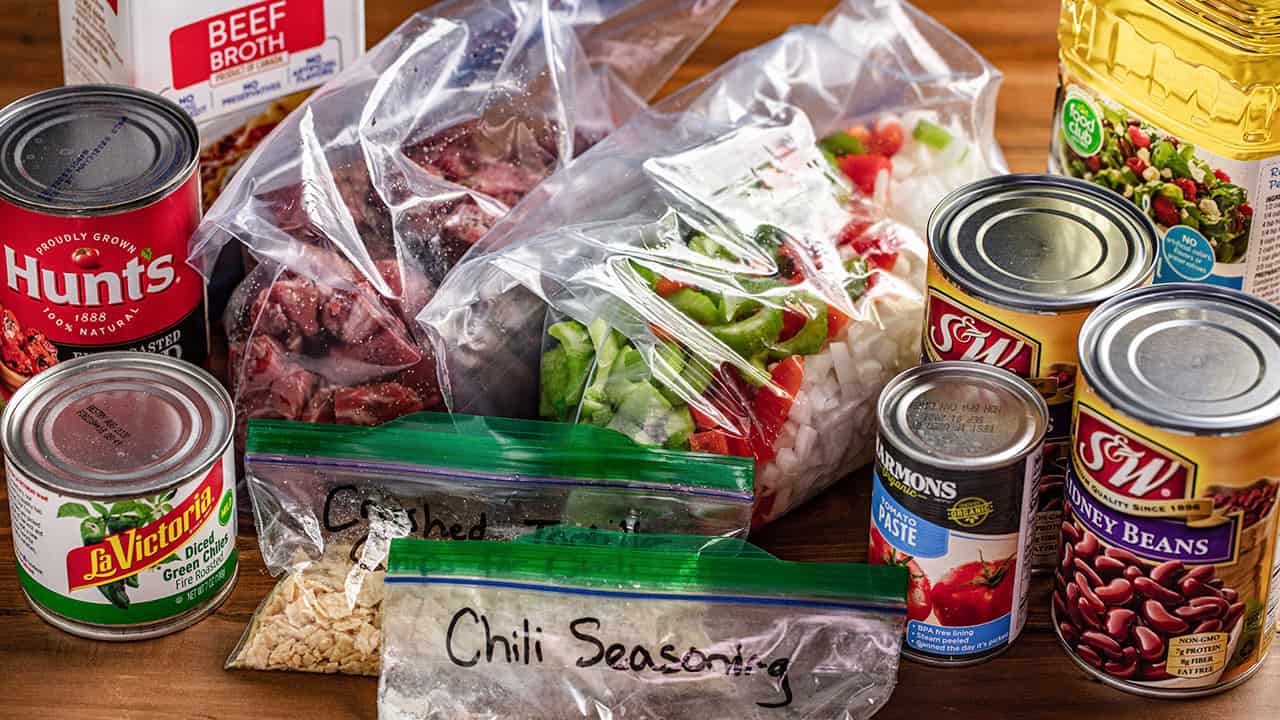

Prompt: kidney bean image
[
  {"left": 1095, "top": 578, "right": 1134, "bottom": 606},
  {"left": 1054, "top": 515, "right": 1247, "bottom": 684},
  {"left": 1150, "top": 560, "right": 1184, "bottom": 588},
  {"left": 1211, "top": 481, "right": 1276, "bottom": 530},
  {"left": 1133, "top": 626, "right": 1164, "bottom": 661},
  {"left": 1133, "top": 576, "right": 1183, "bottom": 605}
]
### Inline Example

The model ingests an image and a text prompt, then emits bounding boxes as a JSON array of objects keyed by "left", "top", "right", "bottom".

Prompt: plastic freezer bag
[
  {"left": 186, "top": 0, "right": 739, "bottom": 449},
  {"left": 378, "top": 533, "right": 907, "bottom": 719},
  {"left": 419, "top": 0, "right": 1003, "bottom": 526},
  {"left": 227, "top": 413, "right": 752, "bottom": 675}
]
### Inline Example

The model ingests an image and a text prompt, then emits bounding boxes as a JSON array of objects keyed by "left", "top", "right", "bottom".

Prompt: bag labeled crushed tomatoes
[
  {"left": 420, "top": 0, "right": 1004, "bottom": 526},
  {"left": 186, "top": 0, "right": 741, "bottom": 453}
]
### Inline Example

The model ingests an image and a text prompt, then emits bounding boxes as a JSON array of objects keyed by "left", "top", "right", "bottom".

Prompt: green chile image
[{"left": 56, "top": 491, "right": 181, "bottom": 610}]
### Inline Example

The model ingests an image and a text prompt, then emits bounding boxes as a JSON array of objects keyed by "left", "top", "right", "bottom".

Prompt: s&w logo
[
  {"left": 1074, "top": 406, "right": 1193, "bottom": 501},
  {"left": 924, "top": 289, "right": 1039, "bottom": 376}
]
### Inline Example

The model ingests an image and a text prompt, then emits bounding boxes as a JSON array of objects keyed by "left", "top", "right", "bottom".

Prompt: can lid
[
  {"left": 1, "top": 352, "right": 233, "bottom": 498},
  {"left": 1079, "top": 283, "right": 1280, "bottom": 434},
  {"left": 0, "top": 85, "right": 198, "bottom": 216},
  {"left": 878, "top": 361, "right": 1049, "bottom": 472},
  {"left": 928, "top": 174, "right": 1158, "bottom": 312}
]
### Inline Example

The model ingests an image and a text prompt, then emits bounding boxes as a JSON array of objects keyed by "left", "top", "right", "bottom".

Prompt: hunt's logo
[
  {"left": 65, "top": 465, "right": 223, "bottom": 592},
  {"left": 1074, "top": 406, "right": 1193, "bottom": 502},
  {"left": 924, "top": 289, "right": 1039, "bottom": 376},
  {"left": 4, "top": 245, "right": 175, "bottom": 307}
]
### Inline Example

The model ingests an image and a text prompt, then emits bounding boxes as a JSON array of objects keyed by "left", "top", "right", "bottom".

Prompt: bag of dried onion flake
[
  {"left": 378, "top": 532, "right": 908, "bottom": 720},
  {"left": 227, "top": 413, "right": 753, "bottom": 675}
]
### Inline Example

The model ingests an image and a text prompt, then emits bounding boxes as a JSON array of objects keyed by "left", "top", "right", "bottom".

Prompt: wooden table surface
[{"left": 1, "top": 1, "right": 1277, "bottom": 718}]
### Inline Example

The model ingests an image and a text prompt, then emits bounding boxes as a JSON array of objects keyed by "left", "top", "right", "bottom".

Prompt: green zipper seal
[
  {"left": 386, "top": 534, "right": 907, "bottom": 608},
  {"left": 244, "top": 412, "right": 753, "bottom": 495}
]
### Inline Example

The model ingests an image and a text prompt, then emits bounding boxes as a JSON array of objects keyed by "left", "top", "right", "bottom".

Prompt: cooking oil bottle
[{"left": 1049, "top": 0, "right": 1280, "bottom": 301}]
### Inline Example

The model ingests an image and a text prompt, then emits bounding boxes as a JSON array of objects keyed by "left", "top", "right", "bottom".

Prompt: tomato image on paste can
[
  {"left": 0, "top": 85, "right": 207, "bottom": 397},
  {"left": 923, "top": 174, "right": 1157, "bottom": 574},
  {"left": 871, "top": 361, "right": 1048, "bottom": 665},
  {"left": 1056, "top": 284, "right": 1280, "bottom": 697}
]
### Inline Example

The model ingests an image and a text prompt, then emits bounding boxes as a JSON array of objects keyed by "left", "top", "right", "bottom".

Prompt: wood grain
[{"left": 0, "top": 1, "right": 1276, "bottom": 718}]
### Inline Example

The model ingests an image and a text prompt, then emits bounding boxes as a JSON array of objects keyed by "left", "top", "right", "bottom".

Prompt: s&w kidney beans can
[
  {"left": 0, "top": 85, "right": 207, "bottom": 398},
  {"left": 3, "top": 351, "right": 237, "bottom": 640},
  {"left": 1056, "top": 284, "right": 1280, "bottom": 697},
  {"left": 923, "top": 174, "right": 1158, "bottom": 574},
  {"left": 871, "top": 361, "right": 1048, "bottom": 666}
]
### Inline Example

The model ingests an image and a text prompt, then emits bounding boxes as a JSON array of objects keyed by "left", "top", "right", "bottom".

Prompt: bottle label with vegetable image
[
  {"left": 6, "top": 457, "right": 237, "bottom": 630},
  {"left": 1050, "top": 78, "right": 1274, "bottom": 298}
]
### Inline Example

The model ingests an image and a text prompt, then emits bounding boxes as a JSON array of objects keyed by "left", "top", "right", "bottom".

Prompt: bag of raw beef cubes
[{"left": 187, "top": 0, "right": 738, "bottom": 447}]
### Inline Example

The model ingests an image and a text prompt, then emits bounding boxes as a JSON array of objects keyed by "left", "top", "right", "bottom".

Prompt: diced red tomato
[
  {"left": 655, "top": 278, "right": 688, "bottom": 297},
  {"left": 1240, "top": 204, "right": 1254, "bottom": 218},
  {"left": 1214, "top": 168, "right": 1232, "bottom": 184},
  {"left": 780, "top": 309, "right": 808, "bottom": 342},
  {"left": 1127, "top": 126, "right": 1151, "bottom": 149},
  {"left": 751, "top": 491, "right": 777, "bottom": 528},
  {"left": 827, "top": 305, "right": 850, "bottom": 339},
  {"left": 690, "top": 430, "right": 731, "bottom": 455},
  {"left": 649, "top": 323, "right": 678, "bottom": 343},
  {"left": 1124, "top": 156, "right": 1147, "bottom": 176},
  {"left": 837, "top": 218, "right": 873, "bottom": 246},
  {"left": 849, "top": 233, "right": 899, "bottom": 273},
  {"left": 1152, "top": 195, "right": 1180, "bottom": 227},
  {"left": 749, "top": 355, "right": 805, "bottom": 465},
  {"left": 1173, "top": 178, "right": 1197, "bottom": 202},
  {"left": 837, "top": 154, "right": 892, "bottom": 195},
  {"left": 848, "top": 125, "right": 871, "bottom": 147},
  {"left": 1084, "top": 155, "right": 1102, "bottom": 173},
  {"left": 868, "top": 121, "right": 905, "bottom": 157}
]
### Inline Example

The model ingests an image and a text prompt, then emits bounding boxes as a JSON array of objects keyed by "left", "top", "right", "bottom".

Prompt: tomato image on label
[
  {"left": 868, "top": 526, "right": 932, "bottom": 623},
  {"left": 70, "top": 247, "right": 101, "bottom": 270},
  {"left": 931, "top": 554, "right": 1016, "bottom": 627}
]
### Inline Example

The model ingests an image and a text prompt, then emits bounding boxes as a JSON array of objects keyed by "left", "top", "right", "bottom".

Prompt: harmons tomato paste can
[
  {"left": 1055, "top": 284, "right": 1280, "bottom": 697},
  {"left": 3, "top": 351, "right": 237, "bottom": 640},
  {"left": 871, "top": 361, "right": 1048, "bottom": 665},
  {"left": 0, "top": 85, "right": 207, "bottom": 398},
  {"left": 923, "top": 174, "right": 1158, "bottom": 574}
]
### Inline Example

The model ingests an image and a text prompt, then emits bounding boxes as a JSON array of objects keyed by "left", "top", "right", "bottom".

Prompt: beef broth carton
[{"left": 59, "top": 0, "right": 365, "bottom": 208}]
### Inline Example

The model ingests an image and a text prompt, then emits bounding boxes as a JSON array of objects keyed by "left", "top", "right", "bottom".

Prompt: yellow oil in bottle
[{"left": 1050, "top": 0, "right": 1280, "bottom": 299}]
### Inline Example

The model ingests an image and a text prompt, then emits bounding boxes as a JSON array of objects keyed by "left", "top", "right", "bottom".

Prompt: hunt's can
[
  {"left": 3, "top": 351, "right": 237, "bottom": 640},
  {"left": 871, "top": 361, "right": 1048, "bottom": 666},
  {"left": 1055, "top": 284, "right": 1280, "bottom": 698},
  {"left": 923, "top": 174, "right": 1158, "bottom": 573},
  {"left": 0, "top": 85, "right": 207, "bottom": 398}
]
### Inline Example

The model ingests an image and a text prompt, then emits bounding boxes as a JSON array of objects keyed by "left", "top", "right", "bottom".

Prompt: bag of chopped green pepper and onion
[
  {"left": 420, "top": 0, "right": 1003, "bottom": 526},
  {"left": 424, "top": 113, "right": 925, "bottom": 528},
  {"left": 1060, "top": 103, "right": 1253, "bottom": 263}
]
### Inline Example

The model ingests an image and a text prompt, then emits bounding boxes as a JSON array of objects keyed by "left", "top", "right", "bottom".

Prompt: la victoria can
[
  {"left": 4, "top": 352, "right": 237, "bottom": 640},
  {"left": 871, "top": 361, "right": 1048, "bottom": 665},
  {"left": 923, "top": 174, "right": 1157, "bottom": 573},
  {"left": 1056, "top": 283, "right": 1280, "bottom": 697},
  {"left": 0, "top": 85, "right": 207, "bottom": 398}
]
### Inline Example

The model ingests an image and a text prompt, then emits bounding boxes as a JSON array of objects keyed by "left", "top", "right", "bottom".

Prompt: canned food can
[
  {"left": 3, "top": 351, "right": 237, "bottom": 640},
  {"left": 871, "top": 361, "right": 1048, "bottom": 665},
  {"left": 0, "top": 85, "right": 207, "bottom": 398},
  {"left": 923, "top": 174, "right": 1158, "bottom": 573},
  {"left": 1055, "top": 284, "right": 1280, "bottom": 697}
]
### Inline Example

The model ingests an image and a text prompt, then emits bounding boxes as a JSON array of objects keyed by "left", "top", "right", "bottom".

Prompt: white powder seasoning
[{"left": 378, "top": 582, "right": 903, "bottom": 719}]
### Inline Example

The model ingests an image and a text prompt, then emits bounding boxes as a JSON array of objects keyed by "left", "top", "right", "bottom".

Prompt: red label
[
  {"left": 1074, "top": 406, "right": 1193, "bottom": 501},
  {"left": 0, "top": 172, "right": 206, "bottom": 395},
  {"left": 169, "top": 0, "right": 327, "bottom": 90},
  {"left": 66, "top": 461, "right": 224, "bottom": 592},
  {"left": 923, "top": 290, "right": 1039, "bottom": 376},
  {"left": 106, "top": 0, "right": 119, "bottom": 13}
]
